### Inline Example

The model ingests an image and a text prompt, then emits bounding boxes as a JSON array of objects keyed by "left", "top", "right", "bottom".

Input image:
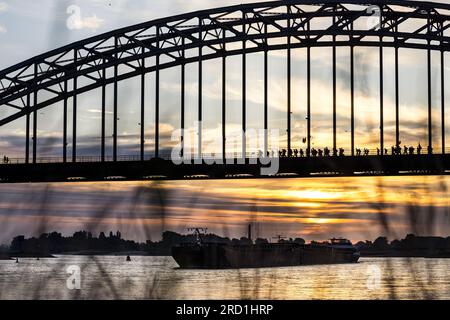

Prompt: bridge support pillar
[
  {"left": 264, "top": 24, "right": 268, "bottom": 156},
  {"left": 140, "top": 52, "right": 145, "bottom": 162},
  {"left": 181, "top": 39, "right": 185, "bottom": 160},
  {"left": 442, "top": 50, "right": 446, "bottom": 154},
  {"left": 63, "top": 79, "right": 68, "bottom": 163},
  {"left": 332, "top": 8, "right": 337, "bottom": 154},
  {"left": 287, "top": 15, "right": 292, "bottom": 156},
  {"left": 350, "top": 45, "right": 354, "bottom": 156},
  {"left": 73, "top": 50, "right": 78, "bottom": 163},
  {"left": 25, "top": 94, "right": 30, "bottom": 164},
  {"left": 380, "top": 41, "right": 384, "bottom": 155},
  {"left": 242, "top": 12, "right": 246, "bottom": 160},
  {"left": 101, "top": 60, "right": 106, "bottom": 162},
  {"left": 113, "top": 38, "right": 118, "bottom": 162},
  {"left": 198, "top": 19, "right": 203, "bottom": 160},
  {"left": 395, "top": 41, "right": 400, "bottom": 148},
  {"left": 222, "top": 33, "right": 226, "bottom": 162},
  {"left": 155, "top": 27, "right": 160, "bottom": 159},
  {"left": 307, "top": 45, "right": 311, "bottom": 157},
  {"left": 33, "top": 63, "right": 38, "bottom": 164},
  {"left": 428, "top": 44, "right": 432, "bottom": 153}
]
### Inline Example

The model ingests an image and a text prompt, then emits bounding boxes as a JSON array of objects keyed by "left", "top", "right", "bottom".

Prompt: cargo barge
[{"left": 172, "top": 227, "right": 360, "bottom": 269}]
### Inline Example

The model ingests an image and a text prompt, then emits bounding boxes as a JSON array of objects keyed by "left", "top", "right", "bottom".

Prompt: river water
[{"left": 0, "top": 256, "right": 448, "bottom": 300}]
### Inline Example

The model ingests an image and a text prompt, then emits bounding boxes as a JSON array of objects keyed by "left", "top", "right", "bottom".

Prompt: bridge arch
[{"left": 0, "top": 0, "right": 450, "bottom": 165}]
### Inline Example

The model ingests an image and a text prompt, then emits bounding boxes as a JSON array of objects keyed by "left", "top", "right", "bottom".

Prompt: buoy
[
  {"left": 126, "top": 255, "right": 131, "bottom": 262},
  {"left": 15, "top": 258, "right": 18, "bottom": 263}
]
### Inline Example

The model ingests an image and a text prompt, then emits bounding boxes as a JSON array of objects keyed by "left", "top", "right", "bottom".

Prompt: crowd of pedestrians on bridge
[
  {"left": 274, "top": 147, "right": 349, "bottom": 158},
  {"left": 274, "top": 142, "right": 432, "bottom": 158}
]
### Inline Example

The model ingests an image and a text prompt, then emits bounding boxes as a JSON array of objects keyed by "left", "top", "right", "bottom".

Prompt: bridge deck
[{"left": 0, "top": 155, "right": 449, "bottom": 183}]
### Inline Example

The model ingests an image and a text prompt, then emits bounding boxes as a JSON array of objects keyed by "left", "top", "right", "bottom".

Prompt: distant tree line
[
  {"left": 355, "top": 234, "right": 450, "bottom": 257},
  {"left": 4, "top": 231, "right": 450, "bottom": 257},
  {"left": 7, "top": 230, "right": 302, "bottom": 256},
  {"left": 9, "top": 231, "right": 141, "bottom": 256}
]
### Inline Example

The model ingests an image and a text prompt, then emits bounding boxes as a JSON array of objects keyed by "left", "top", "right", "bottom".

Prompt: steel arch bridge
[{"left": 1, "top": 0, "right": 450, "bottom": 183}]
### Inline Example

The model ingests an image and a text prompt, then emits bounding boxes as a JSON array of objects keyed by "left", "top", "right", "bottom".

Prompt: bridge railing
[{"left": 0, "top": 148, "right": 448, "bottom": 165}]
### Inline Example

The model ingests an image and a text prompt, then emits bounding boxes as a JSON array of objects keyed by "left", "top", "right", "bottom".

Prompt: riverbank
[
  {"left": 360, "top": 251, "right": 450, "bottom": 258},
  {"left": 59, "top": 250, "right": 155, "bottom": 256},
  {"left": 0, "top": 252, "right": 11, "bottom": 260},
  {"left": 9, "top": 253, "right": 56, "bottom": 258}
]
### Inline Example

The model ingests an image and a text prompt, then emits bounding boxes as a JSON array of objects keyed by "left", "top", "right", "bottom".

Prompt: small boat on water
[{"left": 172, "top": 227, "right": 360, "bottom": 269}]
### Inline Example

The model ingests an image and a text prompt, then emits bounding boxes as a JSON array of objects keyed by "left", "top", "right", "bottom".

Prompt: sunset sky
[
  {"left": 0, "top": 0, "right": 449, "bottom": 244},
  {"left": 0, "top": 175, "right": 449, "bottom": 244}
]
